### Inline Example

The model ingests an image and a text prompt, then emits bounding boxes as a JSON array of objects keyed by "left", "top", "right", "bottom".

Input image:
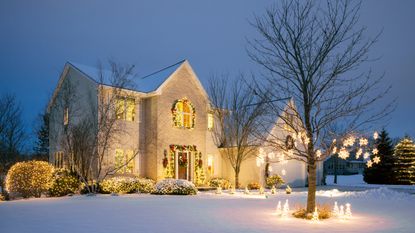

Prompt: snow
[
  {"left": 1, "top": 186, "right": 414, "bottom": 233},
  {"left": 326, "top": 174, "right": 415, "bottom": 193}
]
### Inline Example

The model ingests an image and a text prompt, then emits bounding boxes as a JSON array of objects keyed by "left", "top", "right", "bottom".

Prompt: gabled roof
[
  {"left": 68, "top": 60, "right": 186, "bottom": 93},
  {"left": 47, "top": 59, "right": 208, "bottom": 112}
]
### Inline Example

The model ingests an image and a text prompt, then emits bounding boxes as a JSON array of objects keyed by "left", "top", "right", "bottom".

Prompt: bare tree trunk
[
  {"left": 235, "top": 167, "right": 240, "bottom": 189},
  {"left": 307, "top": 162, "right": 317, "bottom": 213}
]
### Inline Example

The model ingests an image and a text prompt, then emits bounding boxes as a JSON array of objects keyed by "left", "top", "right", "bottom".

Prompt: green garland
[
  {"left": 194, "top": 152, "right": 206, "bottom": 186},
  {"left": 164, "top": 145, "right": 198, "bottom": 178}
]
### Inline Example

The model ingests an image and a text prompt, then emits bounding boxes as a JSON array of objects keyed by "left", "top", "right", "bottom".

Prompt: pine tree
[
  {"left": 363, "top": 130, "right": 395, "bottom": 184},
  {"left": 33, "top": 112, "right": 49, "bottom": 161},
  {"left": 393, "top": 137, "right": 415, "bottom": 185}
]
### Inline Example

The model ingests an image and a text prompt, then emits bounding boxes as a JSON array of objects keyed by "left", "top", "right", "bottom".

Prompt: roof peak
[{"left": 140, "top": 59, "right": 186, "bottom": 79}]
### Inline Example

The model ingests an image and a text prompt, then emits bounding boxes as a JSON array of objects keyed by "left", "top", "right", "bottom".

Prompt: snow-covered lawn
[
  {"left": 326, "top": 174, "right": 415, "bottom": 193},
  {"left": 1, "top": 186, "right": 414, "bottom": 233}
]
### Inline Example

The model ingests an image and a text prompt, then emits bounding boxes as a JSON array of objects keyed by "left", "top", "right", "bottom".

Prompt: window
[
  {"left": 207, "top": 155, "right": 214, "bottom": 175},
  {"left": 172, "top": 98, "right": 195, "bottom": 129},
  {"left": 63, "top": 107, "right": 69, "bottom": 125},
  {"left": 54, "top": 151, "right": 64, "bottom": 168},
  {"left": 207, "top": 113, "right": 214, "bottom": 130},
  {"left": 116, "top": 97, "right": 135, "bottom": 121},
  {"left": 115, "top": 149, "right": 135, "bottom": 174}
]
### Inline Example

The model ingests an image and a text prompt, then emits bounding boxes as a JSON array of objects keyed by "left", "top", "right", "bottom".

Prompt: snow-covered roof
[{"left": 68, "top": 60, "right": 186, "bottom": 93}]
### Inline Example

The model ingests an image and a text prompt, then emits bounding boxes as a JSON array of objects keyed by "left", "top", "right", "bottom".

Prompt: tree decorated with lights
[
  {"left": 364, "top": 129, "right": 396, "bottom": 184},
  {"left": 248, "top": 0, "right": 394, "bottom": 214},
  {"left": 393, "top": 137, "right": 415, "bottom": 185}
]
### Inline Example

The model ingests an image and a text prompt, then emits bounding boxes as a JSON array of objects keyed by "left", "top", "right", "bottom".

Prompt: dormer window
[{"left": 172, "top": 98, "right": 195, "bottom": 129}]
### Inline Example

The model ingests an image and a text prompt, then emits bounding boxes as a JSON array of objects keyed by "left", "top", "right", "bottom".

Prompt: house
[
  {"left": 224, "top": 100, "right": 324, "bottom": 187},
  {"left": 47, "top": 59, "right": 323, "bottom": 187},
  {"left": 324, "top": 156, "right": 365, "bottom": 175}
]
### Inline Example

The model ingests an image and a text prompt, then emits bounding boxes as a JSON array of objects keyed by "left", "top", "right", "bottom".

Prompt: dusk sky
[{"left": 1, "top": 0, "right": 414, "bottom": 150}]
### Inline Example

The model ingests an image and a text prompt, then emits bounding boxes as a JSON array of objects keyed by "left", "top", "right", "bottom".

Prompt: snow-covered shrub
[
  {"left": 208, "top": 178, "right": 231, "bottom": 189},
  {"left": 49, "top": 169, "right": 81, "bottom": 197},
  {"left": 247, "top": 182, "right": 260, "bottom": 190},
  {"left": 153, "top": 179, "right": 197, "bottom": 195},
  {"left": 266, "top": 175, "right": 285, "bottom": 188},
  {"left": 100, "top": 176, "right": 155, "bottom": 194},
  {"left": 136, "top": 178, "right": 156, "bottom": 193},
  {"left": 5, "top": 161, "right": 55, "bottom": 198}
]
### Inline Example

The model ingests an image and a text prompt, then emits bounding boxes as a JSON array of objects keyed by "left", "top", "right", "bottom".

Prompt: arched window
[{"left": 172, "top": 98, "right": 195, "bottom": 129}]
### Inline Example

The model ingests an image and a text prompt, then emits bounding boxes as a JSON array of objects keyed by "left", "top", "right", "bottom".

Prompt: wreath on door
[{"left": 178, "top": 153, "right": 188, "bottom": 167}]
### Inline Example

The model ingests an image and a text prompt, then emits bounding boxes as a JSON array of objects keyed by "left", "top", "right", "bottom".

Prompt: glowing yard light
[
  {"left": 216, "top": 187, "right": 222, "bottom": 194},
  {"left": 373, "top": 131, "right": 379, "bottom": 140},
  {"left": 366, "top": 159, "right": 373, "bottom": 168},
  {"left": 339, "top": 205, "right": 345, "bottom": 219},
  {"left": 373, "top": 156, "right": 381, "bottom": 164},
  {"left": 333, "top": 201, "right": 339, "bottom": 217},
  {"left": 268, "top": 166, "right": 273, "bottom": 172},
  {"left": 259, "top": 186, "right": 265, "bottom": 195},
  {"left": 271, "top": 185, "right": 277, "bottom": 194},
  {"left": 281, "top": 199, "right": 290, "bottom": 218},
  {"left": 363, "top": 152, "right": 370, "bottom": 159},
  {"left": 345, "top": 203, "right": 352, "bottom": 219},
  {"left": 372, "top": 148, "right": 379, "bottom": 155},
  {"left": 311, "top": 207, "right": 319, "bottom": 221},
  {"left": 276, "top": 201, "right": 282, "bottom": 216},
  {"left": 230, "top": 186, "right": 235, "bottom": 194},
  {"left": 244, "top": 186, "right": 250, "bottom": 194},
  {"left": 281, "top": 169, "right": 286, "bottom": 176}
]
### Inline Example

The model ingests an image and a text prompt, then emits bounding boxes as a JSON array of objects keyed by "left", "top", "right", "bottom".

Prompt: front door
[{"left": 177, "top": 151, "right": 191, "bottom": 180}]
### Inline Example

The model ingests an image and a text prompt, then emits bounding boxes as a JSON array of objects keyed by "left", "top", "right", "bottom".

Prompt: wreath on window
[{"left": 171, "top": 97, "right": 196, "bottom": 129}]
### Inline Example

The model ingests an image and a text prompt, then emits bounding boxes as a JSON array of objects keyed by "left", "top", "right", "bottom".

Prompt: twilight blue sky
[{"left": 0, "top": 0, "right": 414, "bottom": 150}]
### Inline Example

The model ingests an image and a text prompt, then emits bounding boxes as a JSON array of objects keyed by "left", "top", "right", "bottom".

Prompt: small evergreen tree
[
  {"left": 393, "top": 137, "right": 415, "bottom": 185},
  {"left": 363, "top": 130, "right": 395, "bottom": 184},
  {"left": 33, "top": 112, "right": 49, "bottom": 161}
]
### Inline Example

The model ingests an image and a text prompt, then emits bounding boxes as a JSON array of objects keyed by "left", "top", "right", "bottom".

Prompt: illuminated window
[
  {"left": 172, "top": 98, "right": 195, "bottom": 129},
  {"left": 207, "top": 113, "right": 214, "bottom": 130},
  {"left": 116, "top": 98, "right": 125, "bottom": 120},
  {"left": 63, "top": 107, "right": 69, "bottom": 125},
  {"left": 54, "top": 151, "right": 64, "bottom": 168},
  {"left": 116, "top": 97, "right": 135, "bottom": 121},
  {"left": 125, "top": 98, "right": 135, "bottom": 121},
  {"left": 207, "top": 155, "right": 214, "bottom": 175},
  {"left": 115, "top": 149, "right": 135, "bottom": 174}
]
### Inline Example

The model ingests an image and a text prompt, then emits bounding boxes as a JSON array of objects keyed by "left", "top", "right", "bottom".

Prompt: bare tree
[
  {"left": 208, "top": 74, "right": 268, "bottom": 188},
  {"left": 50, "top": 60, "right": 140, "bottom": 193},
  {"left": 0, "top": 94, "right": 26, "bottom": 194},
  {"left": 248, "top": 0, "right": 394, "bottom": 213}
]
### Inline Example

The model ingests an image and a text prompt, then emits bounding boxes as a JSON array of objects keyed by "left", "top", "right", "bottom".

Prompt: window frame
[{"left": 115, "top": 96, "right": 136, "bottom": 122}]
